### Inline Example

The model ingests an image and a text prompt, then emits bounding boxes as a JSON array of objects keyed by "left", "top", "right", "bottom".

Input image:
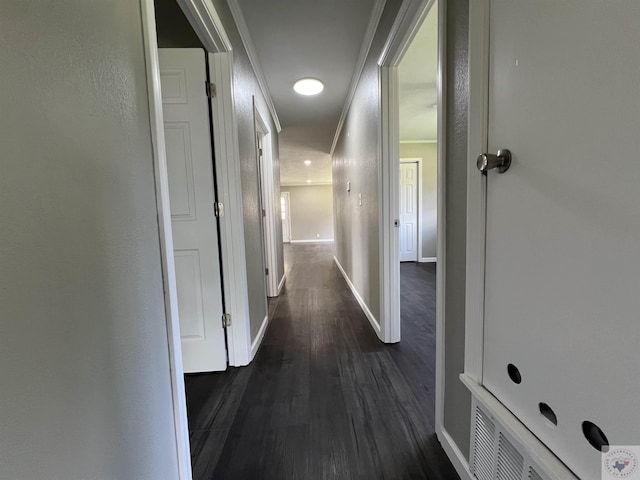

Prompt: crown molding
[
  {"left": 330, "top": 0, "right": 387, "bottom": 156},
  {"left": 227, "top": 0, "right": 282, "bottom": 132}
]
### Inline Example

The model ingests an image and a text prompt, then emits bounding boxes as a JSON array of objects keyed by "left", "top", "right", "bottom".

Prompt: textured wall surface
[
  {"left": 0, "top": 2, "right": 179, "bottom": 478},
  {"left": 400, "top": 143, "right": 438, "bottom": 259},
  {"left": 213, "top": 0, "right": 283, "bottom": 340},
  {"left": 443, "top": 0, "right": 472, "bottom": 459},
  {"left": 333, "top": 0, "right": 403, "bottom": 325},
  {"left": 282, "top": 185, "right": 334, "bottom": 241}
]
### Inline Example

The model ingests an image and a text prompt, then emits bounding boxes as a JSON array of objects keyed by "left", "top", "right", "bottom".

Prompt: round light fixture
[
  {"left": 294, "top": 78, "right": 324, "bottom": 96},
  {"left": 304, "top": 160, "right": 312, "bottom": 166},
  {"left": 306, "top": 179, "right": 311, "bottom": 184}
]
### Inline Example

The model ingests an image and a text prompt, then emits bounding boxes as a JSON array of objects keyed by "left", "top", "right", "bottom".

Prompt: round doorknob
[{"left": 477, "top": 149, "right": 512, "bottom": 174}]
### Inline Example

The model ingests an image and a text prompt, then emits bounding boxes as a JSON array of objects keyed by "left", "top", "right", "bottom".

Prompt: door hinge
[
  {"left": 214, "top": 202, "right": 224, "bottom": 217},
  {"left": 222, "top": 313, "right": 231, "bottom": 328},
  {"left": 262, "top": 208, "right": 266, "bottom": 218},
  {"left": 258, "top": 148, "right": 263, "bottom": 157},
  {"left": 265, "top": 267, "right": 269, "bottom": 276},
  {"left": 206, "top": 81, "right": 216, "bottom": 99}
]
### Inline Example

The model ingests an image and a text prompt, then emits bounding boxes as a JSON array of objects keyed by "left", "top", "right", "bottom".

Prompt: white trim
[
  {"left": 226, "top": 0, "right": 281, "bottom": 132},
  {"left": 434, "top": 0, "right": 447, "bottom": 439},
  {"left": 333, "top": 256, "right": 382, "bottom": 335},
  {"left": 420, "top": 256, "right": 437, "bottom": 263},
  {"left": 437, "top": 427, "right": 474, "bottom": 480},
  {"left": 290, "top": 239, "right": 335, "bottom": 244},
  {"left": 140, "top": 2, "right": 192, "bottom": 478},
  {"left": 379, "top": 65, "right": 401, "bottom": 343},
  {"left": 400, "top": 139, "right": 438, "bottom": 144},
  {"left": 208, "top": 52, "right": 252, "bottom": 367},
  {"left": 400, "top": 157, "right": 423, "bottom": 263},
  {"left": 464, "top": 0, "right": 490, "bottom": 383},
  {"left": 277, "top": 274, "right": 286, "bottom": 294},
  {"left": 378, "top": 0, "right": 436, "bottom": 67},
  {"left": 254, "top": 105, "right": 279, "bottom": 298},
  {"left": 250, "top": 315, "right": 269, "bottom": 359},
  {"left": 177, "top": 0, "right": 232, "bottom": 53},
  {"left": 330, "top": 0, "right": 387, "bottom": 156}
]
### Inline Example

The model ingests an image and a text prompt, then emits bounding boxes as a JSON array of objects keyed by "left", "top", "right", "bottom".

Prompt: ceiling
[
  {"left": 232, "top": 0, "right": 438, "bottom": 185},
  {"left": 398, "top": 2, "right": 438, "bottom": 142}
]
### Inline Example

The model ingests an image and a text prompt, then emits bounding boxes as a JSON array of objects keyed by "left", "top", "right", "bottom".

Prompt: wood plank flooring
[{"left": 186, "top": 244, "right": 459, "bottom": 479}]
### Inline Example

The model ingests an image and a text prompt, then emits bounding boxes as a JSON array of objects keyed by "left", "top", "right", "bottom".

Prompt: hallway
[{"left": 186, "top": 244, "right": 458, "bottom": 479}]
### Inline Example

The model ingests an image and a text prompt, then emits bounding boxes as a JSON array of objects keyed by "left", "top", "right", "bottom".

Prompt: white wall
[
  {"left": 400, "top": 143, "right": 438, "bottom": 259},
  {"left": 0, "top": 2, "right": 179, "bottom": 479},
  {"left": 281, "top": 185, "right": 334, "bottom": 241},
  {"left": 212, "top": 0, "right": 283, "bottom": 340}
]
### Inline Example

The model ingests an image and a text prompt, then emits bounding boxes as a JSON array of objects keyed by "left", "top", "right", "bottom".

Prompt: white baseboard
[
  {"left": 437, "top": 427, "right": 473, "bottom": 480},
  {"left": 290, "top": 238, "right": 334, "bottom": 243},
  {"left": 277, "top": 274, "right": 286, "bottom": 294},
  {"left": 333, "top": 255, "right": 382, "bottom": 335},
  {"left": 250, "top": 315, "right": 269, "bottom": 360},
  {"left": 420, "top": 256, "right": 437, "bottom": 263}
]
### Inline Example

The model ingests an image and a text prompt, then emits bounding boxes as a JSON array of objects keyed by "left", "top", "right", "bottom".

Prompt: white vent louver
[
  {"left": 496, "top": 433, "right": 524, "bottom": 480},
  {"left": 472, "top": 406, "right": 496, "bottom": 480},
  {"left": 468, "top": 394, "right": 578, "bottom": 480}
]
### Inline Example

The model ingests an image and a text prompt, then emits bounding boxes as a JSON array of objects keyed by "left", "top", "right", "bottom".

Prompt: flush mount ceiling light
[
  {"left": 294, "top": 78, "right": 324, "bottom": 96},
  {"left": 304, "top": 160, "right": 312, "bottom": 166},
  {"left": 306, "top": 179, "right": 311, "bottom": 183}
]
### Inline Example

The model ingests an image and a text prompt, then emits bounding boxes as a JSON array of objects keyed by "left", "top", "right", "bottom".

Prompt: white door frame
[
  {"left": 141, "top": 1, "right": 253, "bottom": 478},
  {"left": 379, "top": 0, "right": 466, "bottom": 476},
  {"left": 463, "top": 0, "right": 490, "bottom": 386},
  {"left": 399, "top": 158, "right": 423, "bottom": 262},
  {"left": 254, "top": 105, "right": 279, "bottom": 298}
]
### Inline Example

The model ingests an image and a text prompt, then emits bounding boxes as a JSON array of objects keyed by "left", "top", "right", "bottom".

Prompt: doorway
[{"left": 280, "top": 192, "right": 291, "bottom": 243}]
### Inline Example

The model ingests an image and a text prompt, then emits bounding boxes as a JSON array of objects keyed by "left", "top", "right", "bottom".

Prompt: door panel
[
  {"left": 159, "top": 48, "right": 227, "bottom": 373},
  {"left": 482, "top": 2, "right": 640, "bottom": 478},
  {"left": 400, "top": 162, "right": 418, "bottom": 262},
  {"left": 281, "top": 192, "right": 291, "bottom": 243}
]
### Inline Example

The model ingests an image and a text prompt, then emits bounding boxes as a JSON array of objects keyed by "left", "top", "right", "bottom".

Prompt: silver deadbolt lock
[{"left": 477, "top": 149, "right": 512, "bottom": 174}]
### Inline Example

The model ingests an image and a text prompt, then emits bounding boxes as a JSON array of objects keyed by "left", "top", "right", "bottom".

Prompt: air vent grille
[
  {"left": 472, "top": 406, "right": 496, "bottom": 480},
  {"left": 497, "top": 432, "right": 524, "bottom": 479}
]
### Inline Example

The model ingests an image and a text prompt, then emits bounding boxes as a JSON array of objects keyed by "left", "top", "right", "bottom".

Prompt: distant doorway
[{"left": 280, "top": 192, "right": 291, "bottom": 243}]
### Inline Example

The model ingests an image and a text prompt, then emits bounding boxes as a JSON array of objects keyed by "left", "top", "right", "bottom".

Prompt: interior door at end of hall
[
  {"left": 399, "top": 162, "right": 418, "bottom": 262},
  {"left": 159, "top": 48, "right": 227, "bottom": 373},
  {"left": 481, "top": 2, "right": 640, "bottom": 478}
]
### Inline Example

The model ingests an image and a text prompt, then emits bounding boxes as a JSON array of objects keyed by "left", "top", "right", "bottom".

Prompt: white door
[
  {"left": 399, "top": 162, "right": 419, "bottom": 262},
  {"left": 159, "top": 49, "right": 227, "bottom": 373},
  {"left": 481, "top": 3, "right": 640, "bottom": 478},
  {"left": 281, "top": 192, "right": 291, "bottom": 243}
]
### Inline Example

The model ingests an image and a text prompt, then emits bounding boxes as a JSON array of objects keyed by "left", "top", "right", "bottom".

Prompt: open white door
[
  {"left": 280, "top": 192, "right": 291, "bottom": 243},
  {"left": 399, "top": 162, "right": 419, "bottom": 262},
  {"left": 159, "top": 48, "right": 227, "bottom": 373},
  {"left": 479, "top": 3, "right": 640, "bottom": 478}
]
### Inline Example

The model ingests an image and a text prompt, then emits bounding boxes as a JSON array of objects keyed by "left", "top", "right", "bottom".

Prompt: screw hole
[
  {"left": 507, "top": 363, "right": 522, "bottom": 384},
  {"left": 539, "top": 403, "right": 558, "bottom": 427},
  {"left": 582, "top": 421, "right": 609, "bottom": 452}
]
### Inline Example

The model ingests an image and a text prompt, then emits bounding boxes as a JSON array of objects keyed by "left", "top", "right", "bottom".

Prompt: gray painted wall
[
  {"left": 333, "top": 0, "right": 403, "bottom": 324},
  {"left": 212, "top": 0, "right": 283, "bottom": 340},
  {"left": 443, "top": 0, "right": 472, "bottom": 460},
  {"left": 0, "top": 2, "right": 179, "bottom": 479},
  {"left": 400, "top": 143, "right": 438, "bottom": 259},
  {"left": 281, "top": 185, "right": 334, "bottom": 241}
]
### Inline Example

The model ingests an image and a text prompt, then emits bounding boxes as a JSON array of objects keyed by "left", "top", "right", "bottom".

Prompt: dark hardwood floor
[{"left": 186, "top": 244, "right": 459, "bottom": 480}]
